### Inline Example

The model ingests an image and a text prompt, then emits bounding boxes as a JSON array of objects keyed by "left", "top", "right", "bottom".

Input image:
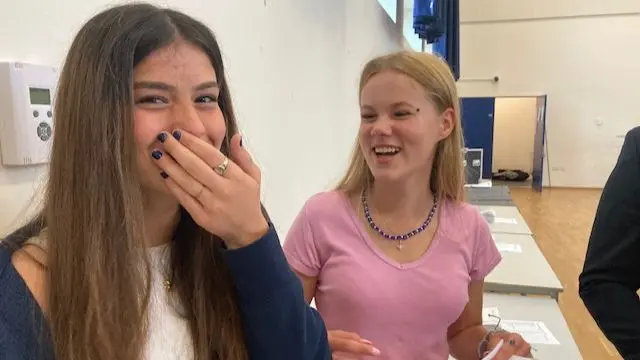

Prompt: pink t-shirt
[{"left": 283, "top": 191, "right": 501, "bottom": 360}]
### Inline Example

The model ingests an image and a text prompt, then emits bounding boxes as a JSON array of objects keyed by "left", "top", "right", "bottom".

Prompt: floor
[{"left": 508, "top": 186, "right": 621, "bottom": 360}]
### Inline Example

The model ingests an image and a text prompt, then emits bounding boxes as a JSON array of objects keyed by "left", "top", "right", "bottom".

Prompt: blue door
[
  {"left": 531, "top": 95, "right": 547, "bottom": 192},
  {"left": 460, "top": 97, "right": 495, "bottom": 179}
]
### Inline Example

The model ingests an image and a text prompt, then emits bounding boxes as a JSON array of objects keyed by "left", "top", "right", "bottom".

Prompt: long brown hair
[
  {"left": 5, "top": 4, "right": 249, "bottom": 360},
  {"left": 336, "top": 51, "right": 466, "bottom": 202}
]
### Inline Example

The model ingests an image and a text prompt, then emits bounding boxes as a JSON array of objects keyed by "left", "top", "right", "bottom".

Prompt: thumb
[{"left": 229, "top": 133, "right": 260, "bottom": 183}]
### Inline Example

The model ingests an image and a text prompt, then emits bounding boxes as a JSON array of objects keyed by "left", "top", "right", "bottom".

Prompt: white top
[
  {"left": 145, "top": 243, "right": 194, "bottom": 360},
  {"left": 25, "top": 235, "right": 194, "bottom": 359}
]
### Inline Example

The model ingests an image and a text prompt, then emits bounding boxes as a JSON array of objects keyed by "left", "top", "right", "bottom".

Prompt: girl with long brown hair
[{"left": 0, "top": 3, "right": 330, "bottom": 360}]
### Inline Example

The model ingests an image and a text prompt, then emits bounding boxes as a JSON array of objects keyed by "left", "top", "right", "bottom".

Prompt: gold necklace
[{"left": 148, "top": 244, "right": 172, "bottom": 291}]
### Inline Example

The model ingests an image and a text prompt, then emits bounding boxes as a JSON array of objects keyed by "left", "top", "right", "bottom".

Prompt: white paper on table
[
  {"left": 494, "top": 217, "right": 518, "bottom": 224},
  {"left": 499, "top": 320, "right": 560, "bottom": 345},
  {"left": 482, "top": 307, "right": 501, "bottom": 325},
  {"left": 496, "top": 242, "right": 523, "bottom": 253}
]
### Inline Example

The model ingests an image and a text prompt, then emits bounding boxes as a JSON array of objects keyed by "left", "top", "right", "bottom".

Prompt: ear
[{"left": 439, "top": 108, "right": 455, "bottom": 140}]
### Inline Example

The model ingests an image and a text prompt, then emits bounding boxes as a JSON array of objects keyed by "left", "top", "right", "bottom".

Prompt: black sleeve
[{"left": 579, "top": 126, "right": 640, "bottom": 359}]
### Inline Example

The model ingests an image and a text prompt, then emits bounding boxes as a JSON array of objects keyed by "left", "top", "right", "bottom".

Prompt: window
[{"left": 377, "top": 0, "right": 432, "bottom": 53}]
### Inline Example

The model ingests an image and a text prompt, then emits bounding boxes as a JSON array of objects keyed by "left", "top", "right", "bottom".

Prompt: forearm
[
  {"left": 225, "top": 226, "right": 331, "bottom": 360},
  {"left": 580, "top": 281, "right": 640, "bottom": 358},
  {"left": 448, "top": 325, "right": 487, "bottom": 360}
]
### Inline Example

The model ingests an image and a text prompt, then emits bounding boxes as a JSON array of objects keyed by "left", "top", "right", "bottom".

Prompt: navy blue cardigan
[{"left": 0, "top": 226, "right": 330, "bottom": 360}]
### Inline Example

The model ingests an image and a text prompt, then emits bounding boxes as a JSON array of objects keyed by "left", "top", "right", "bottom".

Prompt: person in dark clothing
[
  {"left": 579, "top": 125, "right": 640, "bottom": 359},
  {"left": 0, "top": 3, "right": 330, "bottom": 360}
]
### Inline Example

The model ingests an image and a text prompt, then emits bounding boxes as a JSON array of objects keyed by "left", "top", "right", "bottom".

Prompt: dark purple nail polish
[
  {"left": 172, "top": 130, "right": 181, "bottom": 140},
  {"left": 160, "top": 171, "right": 169, "bottom": 179},
  {"left": 151, "top": 150, "right": 163, "bottom": 160},
  {"left": 157, "top": 132, "right": 168, "bottom": 143}
]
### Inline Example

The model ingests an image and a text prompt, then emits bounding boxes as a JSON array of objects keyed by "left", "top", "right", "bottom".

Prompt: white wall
[
  {"left": 0, "top": 0, "right": 402, "bottom": 236},
  {"left": 458, "top": 0, "right": 640, "bottom": 188},
  {"left": 492, "top": 97, "right": 538, "bottom": 173}
]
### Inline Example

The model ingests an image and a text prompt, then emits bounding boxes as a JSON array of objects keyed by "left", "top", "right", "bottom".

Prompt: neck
[
  {"left": 368, "top": 176, "right": 434, "bottom": 218},
  {"left": 142, "top": 191, "right": 181, "bottom": 247}
]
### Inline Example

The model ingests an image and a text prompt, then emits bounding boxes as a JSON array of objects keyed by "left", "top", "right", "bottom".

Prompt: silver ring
[{"left": 214, "top": 157, "right": 229, "bottom": 177}]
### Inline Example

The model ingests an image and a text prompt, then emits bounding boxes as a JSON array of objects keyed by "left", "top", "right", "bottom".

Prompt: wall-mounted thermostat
[{"left": 0, "top": 61, "right": 58, "bottom": 166}]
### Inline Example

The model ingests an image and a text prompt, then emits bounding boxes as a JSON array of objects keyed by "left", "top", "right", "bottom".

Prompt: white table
[
  {"left": 450, "top": 293, "right": 583, "bottom": 359},
  {"left": 476, "top": 205, "right": 532, "bottom": 235},
  {"left": 465, "top": 179, "right": 493, "bottom": 188},
  {"left": 485, "top": 233, "right": 563, "bottom": 300}
]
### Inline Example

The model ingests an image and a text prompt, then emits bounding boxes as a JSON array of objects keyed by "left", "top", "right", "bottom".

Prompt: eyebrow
[
  {"left": 133, "top": 81, "right": 219, "bottom": 91},
  {"left": 361, "top": 101, "right": 415, "bottom": 109}
]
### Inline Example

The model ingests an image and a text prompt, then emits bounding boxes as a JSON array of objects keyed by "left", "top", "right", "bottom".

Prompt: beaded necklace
[{"left": 361, "top": 191, "right": 438, "bottom": 250}]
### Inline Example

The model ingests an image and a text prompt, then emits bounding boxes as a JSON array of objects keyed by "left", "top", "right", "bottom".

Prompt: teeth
[{"left": 374, "top": 146, "right": 400, "bottom": 155}]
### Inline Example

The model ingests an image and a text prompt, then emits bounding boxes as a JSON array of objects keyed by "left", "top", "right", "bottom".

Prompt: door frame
[{"left": 459, "top": 93, "right": 548, "bottom": 191}]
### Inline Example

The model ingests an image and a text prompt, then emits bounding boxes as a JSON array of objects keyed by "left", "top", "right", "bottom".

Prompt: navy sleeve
[
  {"left": 579, "top": 126, "right": 640, "bottom": 359},
  {"left": 224, "top": 225, "right": 331, "bottom": 360},
  {"left": 0, "top": 245, "right": 53, "bottom": 360}
]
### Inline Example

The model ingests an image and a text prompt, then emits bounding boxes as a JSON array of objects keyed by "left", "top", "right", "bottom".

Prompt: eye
[
  {"left": 360, "top": 114, "right": 376, "bottom": 122},
  {"left": 196, "top": 95, "right": 218, "bottom": 103},
  {"left": 393, "top": 111, "right": 411, "bottom": 118},
  {"left": 135, "top": 95, "right": 168, "bottom": 105}
]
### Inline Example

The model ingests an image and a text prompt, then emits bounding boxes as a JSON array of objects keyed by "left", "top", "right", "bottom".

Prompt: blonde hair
[{"left": 335, "top": 50, "right": 466, "bottom": 202}]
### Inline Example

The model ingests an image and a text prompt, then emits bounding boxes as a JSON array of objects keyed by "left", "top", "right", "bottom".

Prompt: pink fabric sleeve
[
  {"left": 282, "top": 206, "right": 324, "bottom": 277},
  {"left": 469, "top": 210, "right": 502, "bottom": 281}
]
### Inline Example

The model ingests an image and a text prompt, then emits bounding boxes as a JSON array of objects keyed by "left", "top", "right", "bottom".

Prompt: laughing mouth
[{"left": 373, "top": 146, "right": 401, "bottom": 156}]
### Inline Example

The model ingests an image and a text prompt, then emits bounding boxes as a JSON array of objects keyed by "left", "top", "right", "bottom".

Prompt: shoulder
[
  {"left": 4, "top": 235, "right": 48, "bottom": 314},
  {"left": 297, "top": 190, "right": 351, "bottom": 221},
  {"left": 441, "top": 200, "right": 485, "bottom": 228},
  {"left": 284, "top": 191, "right": 352, "bottom": 257},
  {"left": 0, "top": 243, "right": 49, "bottom": 356},
  {"left": 626, "top": 126, "right": 640, "bottom": 144},
  {"left": 620, "top": 126, "right": 640, "bottom": 162},
  {"left": 439, "top": 200, "right": 492, "bottom": 249}
]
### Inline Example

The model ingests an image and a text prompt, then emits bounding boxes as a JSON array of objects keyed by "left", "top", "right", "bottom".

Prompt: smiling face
[
  {"left": 132, "top": 41, "right": 226, "bottom": 195},
  {"left": 358, "top": 70, "right": 454, "bottom": 185}
]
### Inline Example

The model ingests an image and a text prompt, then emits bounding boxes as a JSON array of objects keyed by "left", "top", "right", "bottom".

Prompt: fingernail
[
  {"left": 160, "top": 171, "right": 168, "bottom": 179},
  {"left": 371, "top": 347, "right": 381, "bottom": 356},
  {"left": 151, "top": 150, "right": 163, "bottom": 160},
  {"left": 157, "top": 132, "right": 167, "bottom": 143},
  {"left": 240, "top": 136, "right": 243, "bottom": 147},
  {"left": 172, "top": 130, "right": 181, "bottom": 140},
  {"left": 360, "top": 339, "right": 373, "bottom": 345}
]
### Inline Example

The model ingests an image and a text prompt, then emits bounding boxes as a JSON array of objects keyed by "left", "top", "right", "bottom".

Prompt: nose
[
  {"left": 173, "top": 102, "right": 206, "bottom": 138},
  {"left": 370, "top": 116, "right": 393, "bottom": 137}
]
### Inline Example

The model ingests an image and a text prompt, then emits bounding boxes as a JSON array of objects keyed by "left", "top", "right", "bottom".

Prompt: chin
[
  {"left": 370, "top": 169, "right": 405, "bottom": 184},
  {"left": 140, "top": 179, "right": 174, "bottom": 198}
]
